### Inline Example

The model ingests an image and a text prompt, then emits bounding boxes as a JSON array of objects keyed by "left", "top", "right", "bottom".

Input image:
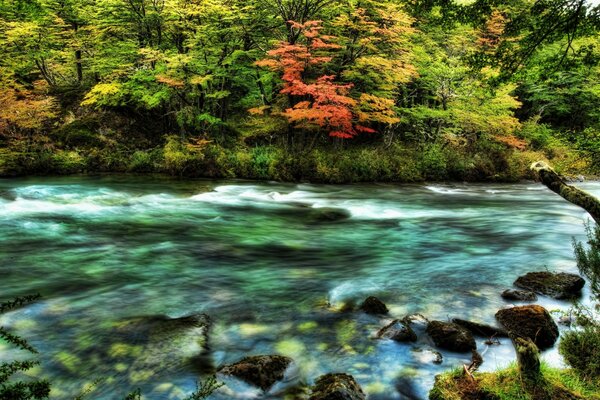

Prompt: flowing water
[{"left": 1, "top": 176, "right": 599, "bottom": 400}]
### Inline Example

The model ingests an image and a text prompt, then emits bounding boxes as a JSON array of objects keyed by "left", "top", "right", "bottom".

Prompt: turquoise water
[{"left": 0, "top": 176, "right": 598, "bottom": 399}]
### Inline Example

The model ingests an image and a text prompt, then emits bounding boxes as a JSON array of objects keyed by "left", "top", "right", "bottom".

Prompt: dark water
[{"left": 0, "top": 176, "right": 598, "bottom": 399}]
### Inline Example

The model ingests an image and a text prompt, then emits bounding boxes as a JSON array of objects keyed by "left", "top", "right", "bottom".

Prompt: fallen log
[{"left": 530, "top": 161, "right": 600, "bottom": 224}]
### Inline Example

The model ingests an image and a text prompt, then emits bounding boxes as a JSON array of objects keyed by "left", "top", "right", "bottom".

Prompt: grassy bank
[{"left": 430, "top": 364, "right": 600, "bottom": 400}]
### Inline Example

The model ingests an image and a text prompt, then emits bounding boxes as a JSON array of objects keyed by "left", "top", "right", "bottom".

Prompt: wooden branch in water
[{"left": 530, "top": 161, "right": 600, "bottom": 224}]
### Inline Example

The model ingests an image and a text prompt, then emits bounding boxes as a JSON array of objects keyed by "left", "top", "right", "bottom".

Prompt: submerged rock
[
  {"left": 495, "top": 305, "right": 559, "bottom": 349},
  {"left": 377, "top": 319, "right": 417, "bottom": 342},
  {"left": 218, "top": 355, "right": 293, "bottom": 391},
  {"left": 309, "top": 373, "right": 366, "bottom": 400},
  {"left": 501, "top": 289, "right": 538, "bottom": 302},
  {"left": 451, "top": 318, "right": 508, "bottom": 338},
  {"left": 426, "top": 321, "right": 476, "bottom": 353},
  {"left": 359, "top": 296, "right": 389, "bottom": 315},
  {"left": 309, "top": 207, "right": 351, "bottom": 222},
  {"left": 111, "top": 313, "right": 211, "bottom": 371},
  {"left": 514, "top": 271, "right": 585, "bottom": 299}
]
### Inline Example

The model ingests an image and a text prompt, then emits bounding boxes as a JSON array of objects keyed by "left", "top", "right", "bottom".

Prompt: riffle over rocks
[
  {"left": 426, "top": 321, "right": 476, "bottom": 353},
  {"left": 309, "top": 373, "right": 366, "bottom": 400},
  {"left": 514, "top": 271, "right": 585, "bottom": 299},
  {"left": 495, "top": 305, "right": 559, "bottom": 349},
  {"left": 218, "top": 355, "right": 293, "bottom": 391}
]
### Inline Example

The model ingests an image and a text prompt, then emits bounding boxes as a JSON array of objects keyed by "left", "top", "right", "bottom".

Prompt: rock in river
[
  {"left": 514, "top": 271, "right": 585, "bottom": 299},
  {"left": 218, "top": 355, "right": 293, "bottom": 391},
  {"left": 359, "top": 296, "right": 389, "bottom": 315},
  {"left": 426, "top": 321, "right": 476, "bottom": 352},
  {"left": 451, "top": 318, "right": 508, "bottom": 338},
  {"left": 377, "top": 319, "right": 417, "bottom": 342},
  {"left": 309, "top": 373, "right": 366, "bottom": 400},
  {"left": 501, "top": 289, "right": 538, "bottom": 302},
  {"left": 495, "top": 305, "right": 559, "bottom": 349}
]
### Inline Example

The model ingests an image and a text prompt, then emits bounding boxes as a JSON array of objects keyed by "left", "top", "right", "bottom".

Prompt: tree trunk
[{"left": 531, "top": 161, "right": 600, "bottom": 224}]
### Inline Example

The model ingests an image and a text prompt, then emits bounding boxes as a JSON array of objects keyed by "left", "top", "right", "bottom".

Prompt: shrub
[
  {"left": 560, "top": 325, "right": 600, "bottom": 380},
  {"left": 163, "top": 135, "right": 204, "bottom": 175}
]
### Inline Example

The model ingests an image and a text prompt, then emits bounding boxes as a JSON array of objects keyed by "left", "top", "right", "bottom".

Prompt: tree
[{"left": 256, "top": 20, "right": 375, "bottom": 140}]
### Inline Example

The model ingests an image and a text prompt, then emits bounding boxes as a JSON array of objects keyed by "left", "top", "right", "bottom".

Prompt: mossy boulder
[
  {"left": 495, "top": 305, "right": 559, "bottom": 349},
  {"left": 377, "top": 319, "right": 417, "bottom": 342},
  {"left": 501, "top": 289, "right": 538, "bottom": 302},
  {"left": 514, "top": 271, "right": 585, "bottom": 299},
  {"left": 359, "top": 296, "right": 389, "bottom": 315},
  {"left": 309, "top": 373, "right": 366, "bottom": 400},
  {"left": 426, "top": 321, "right": 476, "bottom": 353},
  {"left": 218, "top": 355, "right": 293, "bottom": 391}
]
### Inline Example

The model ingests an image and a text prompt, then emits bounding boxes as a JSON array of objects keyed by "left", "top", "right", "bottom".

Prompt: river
[{"left": 1, "top": 176, "right": 598, "bottom": 399}]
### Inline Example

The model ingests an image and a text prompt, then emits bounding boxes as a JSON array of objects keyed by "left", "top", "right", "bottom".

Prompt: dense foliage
[{"left": 0, "top": 0, "right": 599, "bottom": 180}]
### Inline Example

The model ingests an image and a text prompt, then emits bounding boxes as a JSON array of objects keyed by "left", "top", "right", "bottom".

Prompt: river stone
[
  {"left": 451, "top": 318, "right": 508, "bottom": 338},
  {"left": 426, "top": 321, "right": 476, "bottom": 352},
  {"left": 514, "top": 271, "right": 585, "bottom": 299},
  {"left": 218, "top": 355, "right": 293, "bottom": 391},
  {"left": 377, "top": 319, "right": 417, "bottom": 342},
  {"left": 309, "top": 373, "right": 366, "bottom": 400},
  {"left": 359, "top": 296, "right": 389, "bottom": 315},
  {"left": 495, "top": 305, "right": 559, "bottom": 349},
  {"left": 501, "top": 289, "right": 538, "bottom": 302}
]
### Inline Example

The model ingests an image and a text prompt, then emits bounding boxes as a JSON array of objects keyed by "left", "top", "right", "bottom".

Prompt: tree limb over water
[{"left": 531, "top": 161, "right": 600, "bottom": 224}]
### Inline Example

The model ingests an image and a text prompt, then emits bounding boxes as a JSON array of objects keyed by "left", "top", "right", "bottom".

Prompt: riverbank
[{"left": 0, "top": 139, "right": 596, "bottom": 183}]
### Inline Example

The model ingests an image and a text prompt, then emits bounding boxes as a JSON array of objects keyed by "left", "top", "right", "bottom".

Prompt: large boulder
[
  {"left": 377, "top": 319, "right": 417, "bottom": 342},
  {"left": 501, "top": 289, "right": 538, "bottom": 302},
  {"left": 514, "top": 271, "right": 585, "bottom": 299},
  {"left": 218, "top": 355, "right": 293, "bottom": 391},
  {"left": 309, "top": 373, "right": 366, "bottom": 400},
  {"left": 426, "top": 321, "right": 476, "bottom": 353},
  {"left": 359, "top": 296, "right": 389, "bottom": 315},
  {"left": 451, "top": 319, "right": 508, "bottom": 338},
  {"left": 495, "top": 305, "right": 559, "bottom": 349}
]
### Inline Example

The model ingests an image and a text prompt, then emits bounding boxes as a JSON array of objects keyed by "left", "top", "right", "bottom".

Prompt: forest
[{"left": 1, "top": 0, "right": 599, "bottom": 182}]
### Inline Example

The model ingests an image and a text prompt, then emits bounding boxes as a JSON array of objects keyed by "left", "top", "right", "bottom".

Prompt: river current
[{"left": 1, "top": 176, "right": 598, "bottom": 399}]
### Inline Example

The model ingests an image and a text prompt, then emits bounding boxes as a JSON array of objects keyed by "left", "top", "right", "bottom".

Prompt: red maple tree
[{"left": 255, "top": 21, "right": 375, "bottom": 139}]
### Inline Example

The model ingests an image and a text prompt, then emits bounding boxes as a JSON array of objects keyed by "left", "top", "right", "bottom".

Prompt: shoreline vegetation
[{"left": 1, "top": 1, "right": 599, "bottom": 182}]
